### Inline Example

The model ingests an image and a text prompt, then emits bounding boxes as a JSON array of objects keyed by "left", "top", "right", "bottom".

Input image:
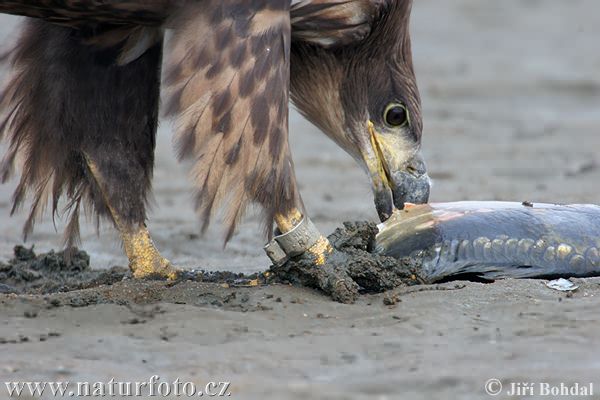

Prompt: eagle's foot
[
  {"left": 83, "top": 156, "right": 179, "bottom": 279},
  {"left": 122, "top": 225, "right": 181, "bottom": 280},
  {"left": 271, "top": 221, "right": 418, "bottom": 303},
  {"left": 270, "top": 235, "right": 360, "bottom": 304},
  {"left": 302, "top": 236, "right": 361, "bottom": 303},
  {"left": 267, "top": 210, "right": 360, "bottom": 303}
]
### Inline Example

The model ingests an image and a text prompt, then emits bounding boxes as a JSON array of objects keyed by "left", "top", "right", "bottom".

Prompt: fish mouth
[{"left": 366, "top": 121, "right": 431, "bottom": 222}]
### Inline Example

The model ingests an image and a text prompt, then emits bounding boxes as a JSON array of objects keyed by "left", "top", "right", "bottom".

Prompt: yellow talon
[
  {"left": 122, "top": 225, "right": 180, "bottom": 280},
  {"left": 307, "top": 235, "right": 333, "bottom": 266}
]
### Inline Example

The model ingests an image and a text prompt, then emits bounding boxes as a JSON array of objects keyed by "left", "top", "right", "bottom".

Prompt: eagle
[{"left": 0, "top": 0, "right": 429, "bottom": 301}]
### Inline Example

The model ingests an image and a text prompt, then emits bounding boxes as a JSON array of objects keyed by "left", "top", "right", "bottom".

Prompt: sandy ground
[{"left": 2, "top": 1, "right": 600, "bottom": 399}]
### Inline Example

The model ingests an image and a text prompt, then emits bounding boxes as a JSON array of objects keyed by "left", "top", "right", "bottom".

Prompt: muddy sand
[{"left": 2, "top": 1, "right": 600, "bottom": 399}]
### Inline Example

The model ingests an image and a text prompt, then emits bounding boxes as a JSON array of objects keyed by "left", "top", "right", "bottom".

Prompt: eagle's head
[{"left": 291, "top": 0, "right": 429, "bottom": 221}]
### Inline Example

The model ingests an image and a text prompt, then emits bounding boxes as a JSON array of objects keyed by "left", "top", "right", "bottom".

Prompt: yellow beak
[{"left": 362, "top": 120, "right": 431, "bottom": 221}]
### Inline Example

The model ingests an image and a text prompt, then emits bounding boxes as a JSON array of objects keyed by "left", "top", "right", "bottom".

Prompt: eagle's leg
[
  {"left": 1, "top": 19, "right": 179, "bottom": 280},
  {"left": 271, "top": 208, "right": 359, "bottom": 304},
  {"left": 67, "top": 27, "right": 180, "bottom": 280},
  {"left": 84, "top": 158, "right": 179, "bottom": 280},
  {"left": 274, "top": 208, "right": 333, "bottom": 266}
]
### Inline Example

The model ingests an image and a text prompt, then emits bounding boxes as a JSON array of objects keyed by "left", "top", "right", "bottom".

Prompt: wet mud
[{"left": 0, "top": 245, "right": 128, "bottom": 295}]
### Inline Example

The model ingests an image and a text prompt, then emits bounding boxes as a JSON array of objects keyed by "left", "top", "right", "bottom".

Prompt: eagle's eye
[{"left": 384, "top": 103, "right": 409, "bottom": 128}]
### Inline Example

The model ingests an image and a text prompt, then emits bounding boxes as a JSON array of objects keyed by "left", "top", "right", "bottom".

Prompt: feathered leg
[
  {"left": 85, "top": 157, "right": 178, "bottom": 280},
  {"left": 0, "top": 19, "right": 177, "bottom": 279}
]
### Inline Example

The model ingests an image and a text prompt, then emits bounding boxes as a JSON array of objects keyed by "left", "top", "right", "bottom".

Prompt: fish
[{"left": 375, "top": 201, "right": 600, "bottom": 283}]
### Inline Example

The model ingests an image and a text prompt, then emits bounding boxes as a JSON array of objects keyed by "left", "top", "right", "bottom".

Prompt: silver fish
[{"left": 375, "top": 201, "right": 600, "bottom": 282}]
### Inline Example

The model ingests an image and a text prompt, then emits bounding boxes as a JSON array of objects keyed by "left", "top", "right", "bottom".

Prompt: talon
[
  {"left": 122, "top": 225, "right": 181, "bottom": 280},
  {"left": 307, "top": 235, "right": 334, "bottom": 266},
  {"left": 270, "top": 208, "right": 359, "bottom": 303},
  {"left": 129, "top": 256, "right": 180, "bottom": 281},
  {"left": 84, "top": 155, "right": 181, "bottom": 280}
]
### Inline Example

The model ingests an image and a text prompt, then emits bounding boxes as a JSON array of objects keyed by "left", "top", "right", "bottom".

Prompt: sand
[{"left": 2, "top": 1, "right": 600, "bottom": 399}]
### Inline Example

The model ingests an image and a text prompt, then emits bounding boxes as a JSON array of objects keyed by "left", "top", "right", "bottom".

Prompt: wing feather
[
  {"left": 291, "top": 0, "right": 384, "bottom": 47},
  {"left": 164, "top": 0, "right": 297, "bottom": 242},
  {"left": 0, "top": 1, "right": 174, "bottom": 26}
]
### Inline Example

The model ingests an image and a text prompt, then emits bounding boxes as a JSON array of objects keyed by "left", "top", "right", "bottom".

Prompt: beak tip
[{"left": 374, "top": 189, "right": 394, "bottom": 222}]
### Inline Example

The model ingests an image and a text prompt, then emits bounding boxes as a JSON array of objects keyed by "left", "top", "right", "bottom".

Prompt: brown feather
[
  {"left": 0, "top": 19, "right": 163, "bottom": 248},
  {"left": 291, "top": 0, "right": 380, "bottom": 47},
  {"left": 164, "top": 0, "right": 298, "bottom": 242},
  {"left": 0, "top": 1, "right": 174, "bottom": 26}
]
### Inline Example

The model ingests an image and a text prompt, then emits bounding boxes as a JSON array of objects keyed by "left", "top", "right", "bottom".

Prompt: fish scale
[{"left": 375, "top": 201, "right": 600, "bottom": 282}]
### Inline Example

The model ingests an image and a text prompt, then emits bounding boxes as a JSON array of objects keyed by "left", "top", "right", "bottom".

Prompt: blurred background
[{"left": 0, "top": 0, "right": 599, "bottom": 272}]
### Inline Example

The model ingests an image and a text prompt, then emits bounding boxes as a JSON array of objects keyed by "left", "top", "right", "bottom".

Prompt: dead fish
[{"left": 375, "top": 201, "right": 600, "bottom": 282}]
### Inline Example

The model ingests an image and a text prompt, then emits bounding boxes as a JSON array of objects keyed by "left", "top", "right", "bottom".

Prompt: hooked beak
[{"left": 364, "top": 121, "right": 431, "bottom": 221}]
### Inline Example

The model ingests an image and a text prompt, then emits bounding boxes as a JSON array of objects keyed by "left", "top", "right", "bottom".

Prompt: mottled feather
[{"left": 164, "top": 0, "right": 297, "bottom": 241}]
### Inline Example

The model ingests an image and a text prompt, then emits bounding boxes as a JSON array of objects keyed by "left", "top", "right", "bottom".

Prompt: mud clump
[
  {"left": 271, "top": 221, "right": 425, "bottom": 302},
  {"left": 0, "top": 246, "right": 128, "bottom": 294}
]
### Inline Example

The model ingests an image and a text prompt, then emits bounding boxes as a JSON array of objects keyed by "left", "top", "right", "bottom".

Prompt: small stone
[
  {"left": 0, "top": 283, "right": 18, "bottom": 294},
  {"left": 48, "top": 299, "right": 61, "bottom": 308},
  {"left": 383, "top": 292, "right": 401, "bottom": 306}
]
